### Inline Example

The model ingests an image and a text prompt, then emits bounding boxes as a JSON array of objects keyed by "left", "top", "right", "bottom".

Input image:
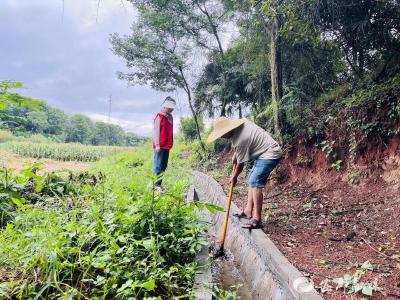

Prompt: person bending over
[{"left": 207, "top": 117, "right": 282, "bottom": 229}]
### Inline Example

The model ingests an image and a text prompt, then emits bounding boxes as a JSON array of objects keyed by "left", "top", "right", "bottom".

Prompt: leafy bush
[
  {"left": 0, "top": 164, "right": 100, "bottom": 227},
  {"left": 179, "top": 116, "right": 204, "bottom": 142},
  {"left": 333, "top": 261, "right": 376, "bottom": 296},
  {"left": 296, "top": 155, "right": 313, "bottom": 167}
]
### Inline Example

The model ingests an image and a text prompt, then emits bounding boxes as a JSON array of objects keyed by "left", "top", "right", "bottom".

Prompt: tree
[
  {"left": 125, "top": 131, "right": 147, "bottom": 146},
  {"left": 66, "top": 114, "right": 94, "bottom": 144},
  {"left": 45, "top": 107, "right": 69, "bottom": 136},
  {"left": 251, "top": 0, "right": 342, "bottom": 139},
  {"left": 1, "top": 81, "right": 147, "bottom": 145},
  {"left": 180, "top": 115, "right": 204, "bottom": 141},
  {"left": 92, "top": 122, "right": 110, "bottom": 145},
  {"left": 26, "top": 110, "right": 49, "bottom": 133},
  {"left": 92, "top": 122, "right": 126, "bottom": 146},
  {"left": 194, "top": 43, "right": 255, "bottom": 118},
  {"left": 111, "top": 3, "right": 205, "bottom": 148},
  {"left": 319, "top": 0, "right": 400, "bottom": 80},
  {"left": 190, "top": 0, "right": 231, "bottom": 116},
  {"left": 108, "top": 124, "right": 126, "bottom": 146},
  {"left": 0, "top": 80, "right": 43, "bottom": 127},
  {"left": 128, "top": 0, "right": 231, "bottom": 116},
  {"left": 255, "top": 0, "right": 287, "bottom": 141}
]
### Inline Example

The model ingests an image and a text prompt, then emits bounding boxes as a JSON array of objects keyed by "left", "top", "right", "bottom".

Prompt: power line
[{"left": 108, "top": 93, "right": 112, "bottom": 122}]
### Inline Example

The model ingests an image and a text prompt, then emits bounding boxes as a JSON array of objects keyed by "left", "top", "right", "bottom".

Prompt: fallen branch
[
  {"left": 264, "top": 189, "right": 287, "bottom": 200},
  {"left": 360, "top": 237, "right": 392, "bottom": 259}
]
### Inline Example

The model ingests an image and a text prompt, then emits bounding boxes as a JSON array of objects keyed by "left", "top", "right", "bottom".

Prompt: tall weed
[{"left": 0, "top": 145, "right": 208, "bottom": 299}]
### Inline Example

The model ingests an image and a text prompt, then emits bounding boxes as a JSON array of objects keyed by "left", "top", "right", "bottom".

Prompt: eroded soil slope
[{"left": 210, "top": 136, "right": 400, "bottom": 300}]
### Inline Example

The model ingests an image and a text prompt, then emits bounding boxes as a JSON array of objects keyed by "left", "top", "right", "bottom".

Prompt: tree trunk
[
  {"left": 238, "top": 102, "right": 242, "bottom": 118},
  {"left": 269, "top": 15, "right": 283, "bottom": 141},
  {"left": 179, "top": 67, "right": 206, "bottom": 150},
  {"left": 195, "top": 3, "right": 228, "bottom": 117},
  {"left": 358, "top": 48, "right": 364, "bottom": 76},
  {"left": 186, "top": 91, "right": 205, "bottom": 150}
]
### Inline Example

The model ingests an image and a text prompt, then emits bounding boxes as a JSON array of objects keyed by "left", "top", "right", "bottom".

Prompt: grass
[{"left": 0, "top": 143, "right": 211, "bottom": 299}]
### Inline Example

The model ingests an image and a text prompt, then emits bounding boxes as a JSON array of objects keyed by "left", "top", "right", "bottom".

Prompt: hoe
[{"left": 215, "top": 163, "right": 237, "bottom": 258}]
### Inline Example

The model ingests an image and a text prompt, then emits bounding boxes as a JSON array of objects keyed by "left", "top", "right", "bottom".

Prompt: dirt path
[{"left": 0, "top": 151, "right": 89, "bottom": 173}]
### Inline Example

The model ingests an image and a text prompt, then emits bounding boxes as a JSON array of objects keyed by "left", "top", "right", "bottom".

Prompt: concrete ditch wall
[
  {"left": 188, "top": 185, "right": 213, "bottom": 300},
  {"left": 191, "top": 171, "right": 323, "bottom": 300}
]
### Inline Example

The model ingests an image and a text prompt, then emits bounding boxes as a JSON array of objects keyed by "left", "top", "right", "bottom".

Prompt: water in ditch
[{"left": 212, "top": 250, "right": 253, "bottom": 300}]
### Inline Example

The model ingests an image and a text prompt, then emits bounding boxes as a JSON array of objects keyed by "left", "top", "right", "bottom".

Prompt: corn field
[{"left": 8, "top": 142, "right": 133, "bottom": 162}]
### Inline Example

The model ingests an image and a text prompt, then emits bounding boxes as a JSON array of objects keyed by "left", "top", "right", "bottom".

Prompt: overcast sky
[{"left": 0, "top": 0, "right": 190, "bottom": 136}]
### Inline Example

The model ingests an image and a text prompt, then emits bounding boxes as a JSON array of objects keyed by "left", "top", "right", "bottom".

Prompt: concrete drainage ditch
[{"left": 189, "top": 171, "right": 323, "bottom": 300}]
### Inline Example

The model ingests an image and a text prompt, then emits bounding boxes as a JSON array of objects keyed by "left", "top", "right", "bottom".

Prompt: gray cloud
[{"left": 0, "top": 0, "right": 182, "bottom": 136}]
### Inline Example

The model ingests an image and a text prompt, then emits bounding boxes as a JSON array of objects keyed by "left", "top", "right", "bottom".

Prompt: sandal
[
  {"left": 241, "top": 218, "right": 263, "bottom": 230},
  {"left": 233, "top": 211, "right": 251, "bottom": 219}
]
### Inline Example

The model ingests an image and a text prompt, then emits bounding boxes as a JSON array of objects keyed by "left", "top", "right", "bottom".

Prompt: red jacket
[{"left": 153, "top": 113, "right": 173, "bottom": 150}]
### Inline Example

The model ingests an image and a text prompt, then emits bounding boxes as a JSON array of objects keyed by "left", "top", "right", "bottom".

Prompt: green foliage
[
  {"left": 44, "top": 107, "right": 68, "bottom": 136},
  {"left": 330, "top": 160, "right": 343, "bottom": 172},
  {"left": 0, "top": 80, "right": 43, "bottom": 111},
  {"left": 333, "top": 261, "right": 376, "bottom": 296},
  {"left": 180, "top": 116, "right": 204, "bottom": 142},
  {"left": 319, "top": 140, "right": 344, "bottom": 170},
  {"left": 110, "top": 5, "right": 191, "bottom": 92},
  {"left": 65, "top": 114, "right": 94, "bottom": 144},
  {"left": 126, "top": 0, "right": 232, "bottom": 116},
  {"left": 0, "top": 164, "right": 100, "bottom": 227},
  {"left": 0, "top": 80, "right": 43, "bottom": 127},
  {"left": 92, "top": 122, "right": 126, "bottom": 146},
  {"left": 296, "top": 155, "right": 313, "bottom": 167},
  {"left": 320, "top": 140, "right": 343, "bottom": 171},
  {"left": 319, "top": 0, "right": 400, "bottom": 79},
  {"left": 321, "top": 75, "right": 399, "bottom": 165},
  {"left": 348, "top": 169, "right": 361, "bottom": 185},
  {"left": 0, "top": 145, "right": 210, "bottom": 299},
  {"left": 196, "top": 0, "right": 399, "bottom": 147},
  {"left": 26, "top": 134, "right": 50, "bottom": 144},
  {"left": 1, "top": 82, "right": 148, "bottom": 147},
  {"left": 212, "top": 285, "right": 239, "bottom": 300},
  {"left": 26, "top": 110, "right": 49, "bottom": 133},
  {"left": 320, "top": 140, "right": 336, "bottom": 159}
]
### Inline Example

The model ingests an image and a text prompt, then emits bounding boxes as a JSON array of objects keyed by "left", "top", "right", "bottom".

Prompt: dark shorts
[{"left": 248, "top": 158, "right": 280, "bottom": 188}]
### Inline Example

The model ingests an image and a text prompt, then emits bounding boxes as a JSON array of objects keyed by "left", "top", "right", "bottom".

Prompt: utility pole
[{"left": 108, "top": 93, "right": 112, "bottom": 122}]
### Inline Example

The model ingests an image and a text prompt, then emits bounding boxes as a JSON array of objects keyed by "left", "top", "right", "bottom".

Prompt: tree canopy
[
  {"left": 112, "top": 0, "right": 399, "bottom": 144},
  {"left": 0, "top": 80, "right": 148, "bottom": 147}
]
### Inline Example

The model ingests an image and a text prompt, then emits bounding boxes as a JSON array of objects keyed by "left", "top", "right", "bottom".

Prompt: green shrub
[
  {"left": 296, "top": 155, "right": 313, "bottom": 167},
  {"left": 0, "top": 145, "right": 210, "bottom": 299},
  {"left": 179, "top": 115, "right": 205, "bottom": 142}
]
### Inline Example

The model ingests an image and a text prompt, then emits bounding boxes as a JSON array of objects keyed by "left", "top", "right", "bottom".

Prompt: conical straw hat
[{"left": 207, "top": 117, "right": 246, "bottom": 143}]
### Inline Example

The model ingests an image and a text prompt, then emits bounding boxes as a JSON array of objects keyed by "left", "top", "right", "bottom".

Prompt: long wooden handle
[
  {"left": 219, "top": 164, "right": 236, "bottom": 248},
  {"left": 219, "top": 182, "right": 234, "bottom": 247}
]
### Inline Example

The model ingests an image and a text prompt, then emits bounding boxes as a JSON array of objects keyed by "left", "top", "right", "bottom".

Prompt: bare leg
[
  {"left": 243, "top": 187, "right": 253, "bottom": 217},
  {"left": 252, "top": 187, "right": 264, "bottom": 222}
]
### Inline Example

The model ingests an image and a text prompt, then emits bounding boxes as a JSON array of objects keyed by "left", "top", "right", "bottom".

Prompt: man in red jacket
[{"left": 153, "top": 96, "right": 175, "bottom": 192}]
